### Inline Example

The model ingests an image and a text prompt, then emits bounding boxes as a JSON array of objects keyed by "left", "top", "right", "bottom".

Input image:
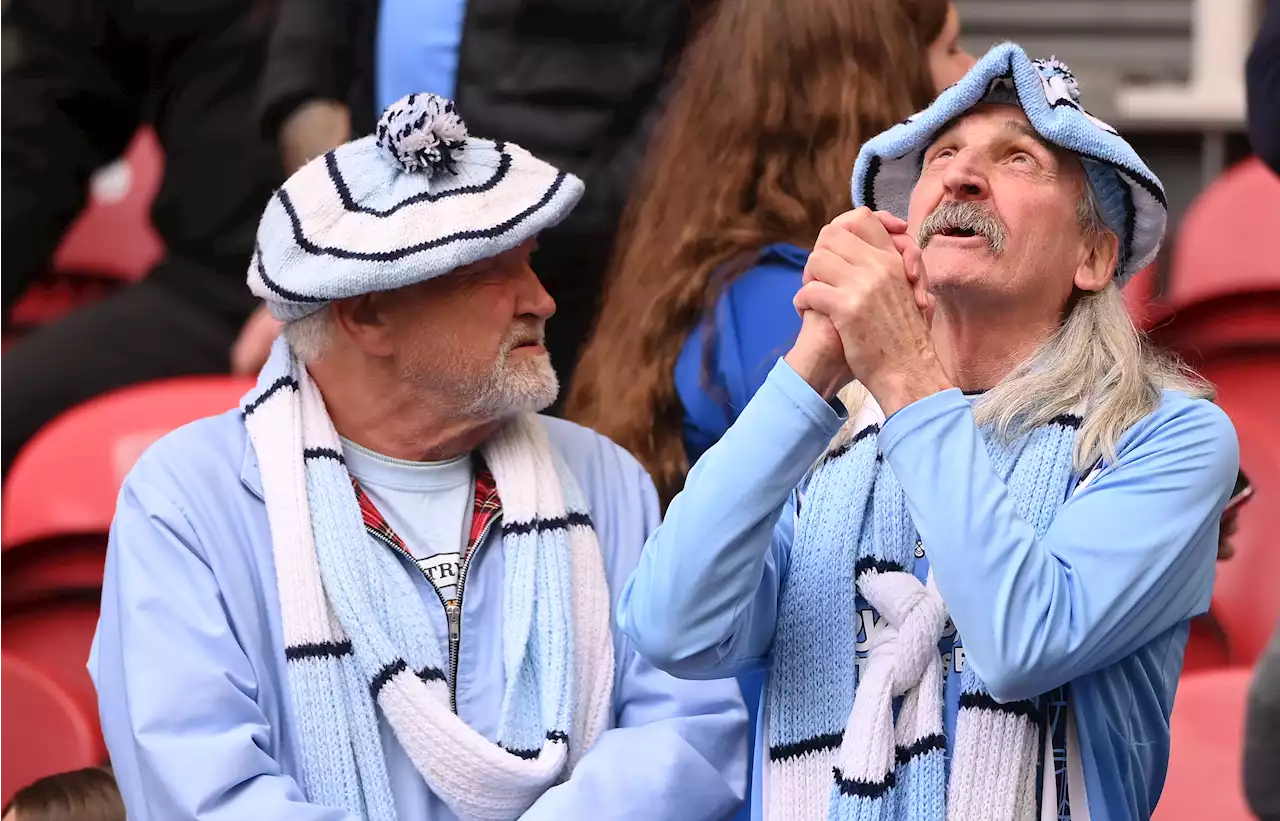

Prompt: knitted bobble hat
[
  {"left": 249, "top": 93, "right": 585, "bottom": 321},
  {"left": 852, "top": 43, "right": 1167, "bottom": 284}
]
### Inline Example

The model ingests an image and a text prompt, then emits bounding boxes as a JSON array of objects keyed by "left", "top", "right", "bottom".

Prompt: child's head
[{"left": 1, "top": 768, "right": 123, "bottom": 821}]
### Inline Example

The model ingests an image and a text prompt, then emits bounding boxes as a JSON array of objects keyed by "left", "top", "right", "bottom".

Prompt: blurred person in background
[
  {"left": 2, "top": 767, "right": 124, "bottom": 821},
  {"left": 1239, "top": 19, "right": 1278, "bottom": 815},
  {"left": 569, "top": 0, "right": 972, "bottom": 509},
  {"left": 92, "top": 94, "right": 746, "bottom": 821},
  {"left": 1245, "top": 622, "right": 1280, "bottom": 821},
  {"left": 565, "top": 2, "right": 971, "bottom": 812},
  {"left": 618, "top": 45, "right": 1239, "bottom": 820},
  {"left": 228, "top": 0, "right": 704, "bottom": 402},
  {"left": 1, "top": 0, "right": 282, "bottom": 476},
  {"left": 1248, "top": 0, "right": 1280, "bottom": 175}
]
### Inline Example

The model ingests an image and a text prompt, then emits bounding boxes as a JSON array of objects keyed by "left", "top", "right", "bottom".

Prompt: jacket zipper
[
  {"left": 376, "top": 514, "right": 496, "bottom": 714},
  {"left": 447, "top": 514, "right": 496, "bottom": 714}
]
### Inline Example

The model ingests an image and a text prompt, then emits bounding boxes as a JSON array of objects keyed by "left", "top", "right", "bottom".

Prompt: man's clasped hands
[{"left": 786, "top": 208, "right": 955, "bottom": 416}]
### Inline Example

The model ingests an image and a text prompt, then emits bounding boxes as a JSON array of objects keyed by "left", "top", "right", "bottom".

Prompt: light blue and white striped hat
[
  {"left": 852, "top": 43, "right": 1166, "bottom": 284},
  {"left": 249, "top": 93, "right": 585, "bottom": 320}
]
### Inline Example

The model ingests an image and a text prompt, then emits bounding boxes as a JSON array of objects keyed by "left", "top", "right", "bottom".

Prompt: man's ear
[
  {"left": 331, "top": 293, "right": 396, "bottom": 357},
  {"left": 1074, "top": 229, "right": 1119, "bottom": 292}
]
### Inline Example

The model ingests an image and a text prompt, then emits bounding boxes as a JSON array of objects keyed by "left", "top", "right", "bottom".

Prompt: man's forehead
[{"left": 928, "top": 104, "right": 1040, "bottom": 147}]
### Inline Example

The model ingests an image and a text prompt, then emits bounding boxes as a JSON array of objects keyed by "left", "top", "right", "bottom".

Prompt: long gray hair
[{"left": 834, "top": 181, "right": 1211, "bottom": 472}]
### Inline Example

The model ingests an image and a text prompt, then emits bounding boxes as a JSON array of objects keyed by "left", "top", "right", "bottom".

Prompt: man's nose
[
  {"left": 518, "top": 263, "right": 557, "bottom": 320},
  {"left": 941, "top": 151, "right": 990, "bottom": 201}
]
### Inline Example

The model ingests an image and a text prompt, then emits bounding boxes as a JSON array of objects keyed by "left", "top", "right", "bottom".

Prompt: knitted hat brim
[{"left": 851, "top": 42, "right": 1166, "bottom": 284}]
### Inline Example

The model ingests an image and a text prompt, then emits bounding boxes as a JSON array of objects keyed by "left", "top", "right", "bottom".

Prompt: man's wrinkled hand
[{"left": 795, "top": 207, "right": 951, "bottom": 415}]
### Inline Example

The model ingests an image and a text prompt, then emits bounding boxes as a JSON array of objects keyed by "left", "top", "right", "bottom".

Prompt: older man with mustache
[
  {"left": 619, "top": 45, "right": 1238, "bottom": 821},
  {"left": 91, "top": 93, "right": 747, "bottom": 821}
]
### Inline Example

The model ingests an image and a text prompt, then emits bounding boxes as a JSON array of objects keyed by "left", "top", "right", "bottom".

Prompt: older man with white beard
[
  {"left": 619, "top": 45, "right": 1239, "bottom": 821},
  {"left": 91, "top": 93, "right": 747, "bottom": 821}
]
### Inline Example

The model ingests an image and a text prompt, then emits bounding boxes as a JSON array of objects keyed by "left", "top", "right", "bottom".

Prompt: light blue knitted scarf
[
  {"left": 764, "top": 406, "right": 1080, "bottom": 821},
  {"left": 242, "top": 340, "right": 615, "bottom": 821}
]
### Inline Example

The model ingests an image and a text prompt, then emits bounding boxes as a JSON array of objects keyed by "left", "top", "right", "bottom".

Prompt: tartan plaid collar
[{"left": 352, "top": 455, "right": 502, "bottom": 559}]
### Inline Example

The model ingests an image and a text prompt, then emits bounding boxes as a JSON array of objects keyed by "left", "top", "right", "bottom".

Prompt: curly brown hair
[{"left": 566, "top": 0, "right": 949, "bottom": 507}]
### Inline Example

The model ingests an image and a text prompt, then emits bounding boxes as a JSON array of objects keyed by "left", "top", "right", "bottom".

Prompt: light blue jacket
[
  {"left": 91, "top": 411, "right": 748, "bottom": 820},
  {"left": 619, "top": 360, "right": 1239, "bottom": 821}
]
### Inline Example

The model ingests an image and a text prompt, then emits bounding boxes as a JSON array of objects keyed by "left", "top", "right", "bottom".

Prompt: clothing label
[{"left": 415, "top": 551, "right": 462, "bottom": 601}]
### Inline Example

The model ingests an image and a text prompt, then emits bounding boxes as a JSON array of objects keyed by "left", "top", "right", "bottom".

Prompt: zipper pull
[{"left": 446, "top": 603, "right": 461, "bottom": 644}]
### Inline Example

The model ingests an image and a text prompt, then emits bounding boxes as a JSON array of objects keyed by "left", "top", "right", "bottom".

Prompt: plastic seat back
[
  {"left": 1, "top": 652, "right": 105, "bottom": 806},
  {"left": 2, "top": 376, "right": 255, "bottom": 550}
]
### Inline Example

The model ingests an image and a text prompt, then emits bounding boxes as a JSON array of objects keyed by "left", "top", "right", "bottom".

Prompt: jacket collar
[{"left": 240, "top": 432, "right": 266, "bottom": 501}]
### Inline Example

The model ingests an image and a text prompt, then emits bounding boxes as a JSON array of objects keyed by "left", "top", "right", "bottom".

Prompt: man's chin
[
  {"left": 922, "top": 244, "right": 999, "bottom": 286},
  {"left": 478, "top": 355, "right": 560, "bottom": 417}
]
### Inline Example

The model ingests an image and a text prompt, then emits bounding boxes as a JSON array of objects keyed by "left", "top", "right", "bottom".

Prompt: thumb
[{"left": 902, "top": 245, "right": 930, "bottom": 311}]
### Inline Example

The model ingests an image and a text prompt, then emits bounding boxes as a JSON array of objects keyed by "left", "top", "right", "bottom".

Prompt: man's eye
[{"left": 931, "top": 148, "right": 956, "bottom": 162}]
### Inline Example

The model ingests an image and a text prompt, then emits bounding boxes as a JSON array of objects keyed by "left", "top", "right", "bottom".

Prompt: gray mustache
[{"left": 917, "top": 201, "right": 1007, "bottom": 255}]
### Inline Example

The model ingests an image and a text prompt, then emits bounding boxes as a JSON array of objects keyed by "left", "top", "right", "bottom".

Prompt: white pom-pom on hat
[
  {"left": 375, "top": 93, "right": 470, "bottom": 177},
  {"left": 1034, "top": 56, "right": 1082, "bottom": 103}
]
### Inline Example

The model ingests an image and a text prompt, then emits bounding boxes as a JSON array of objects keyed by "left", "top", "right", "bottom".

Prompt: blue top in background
[
  {"left": 675, "top": 243, "right": 809, "bottom": 461},
  {"left": 673, "top": 242, "right": 807, "bottom": 821},
  {"left": 376, "top": 0, "right": 469, "bottom": 113}
]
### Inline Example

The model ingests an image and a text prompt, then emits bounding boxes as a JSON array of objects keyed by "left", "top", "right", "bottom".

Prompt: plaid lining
[{"left": 352, "top": 456, "right": 502, "bottom": 571}]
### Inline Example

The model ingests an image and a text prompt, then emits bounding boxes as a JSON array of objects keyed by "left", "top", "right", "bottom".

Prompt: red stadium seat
[
  {"left": 1152, "top": 668, "right": 1253, "bottom": 820},
  {"left": 3, "top": 537, "right": 108, "bottom": 610},
  {"left": 1122, "top": 263, "right": 1161, "bottom": 331},
  {"left": 2, "top": 598, "right": 104, "bottom": 733},
  {"left": 2, "top": 376, "right": 255, "bottom": 550},
  {"left": 1141, "top": 157, "right": 1280, "bottom": 668},
  {"left": 1181, "top": 613, "right": 1230, "bottom": 673},
  {"left": 2, "top": 652, "right": 106, "bottom": 806},
  {"left": 1188, "top": 356, "right": 1280, "bottom": 666},
  {"left": 50, "top": 127, "right": 165, "bottom": 282},
  {"left": 1161, "top": 157, "right": 1280, "bottom": 314}
]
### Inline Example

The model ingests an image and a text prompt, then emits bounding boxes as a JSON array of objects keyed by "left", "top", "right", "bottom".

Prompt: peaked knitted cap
[
  {"left": 852, "top": 43, "right": 1167, "bottom": 284},
  {"left": 249, "top": 93, "right": 585, "bottom": 320}
]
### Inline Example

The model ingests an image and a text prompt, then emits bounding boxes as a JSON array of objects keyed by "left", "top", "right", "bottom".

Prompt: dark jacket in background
[
  {"left": 1242, "top": 38, "right": 1280, "bottom": 821},
  {"left": 2, "top": 0, "right": 280, "bottom": 320},
  {"left": 1246, "top": 623, "right": 1280, "bottom": 821},
  {"left": 1248, "top": 0, "right": 1280, "bottom": 175},
  {"left": 256, "top": 0, "right": 700, "bottom": 402},
  {"left": 1, "top": 0, "right": 281, "bottom": 477}
]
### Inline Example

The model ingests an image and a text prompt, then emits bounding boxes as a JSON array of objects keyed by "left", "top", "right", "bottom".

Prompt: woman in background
[
  {"left": 568, "top": 0, "right": 973, "bottom": 508},
  {"left": 566, "top": 0, "right": 972, "bottom": 815}
]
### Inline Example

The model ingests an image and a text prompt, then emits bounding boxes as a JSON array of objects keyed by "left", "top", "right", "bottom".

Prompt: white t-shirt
[{"left": 340, "top": 437, "right": 473, "bottom": 606}]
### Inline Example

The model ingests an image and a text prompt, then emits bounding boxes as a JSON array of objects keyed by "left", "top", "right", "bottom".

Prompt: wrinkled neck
[
  {"left": 306, "top": 357, "right": 500, "bottom": 462},
  {"left": 929, "top": 301, "right": 1057, "bottom": 392}
]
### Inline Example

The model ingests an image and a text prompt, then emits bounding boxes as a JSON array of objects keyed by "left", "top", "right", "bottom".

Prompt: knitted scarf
[
  {"left": 241, "top": 340, "right": 615, "bottom": 821},
  {"left": 765, "top": 398, "right": 1080, "bottom": 821}
]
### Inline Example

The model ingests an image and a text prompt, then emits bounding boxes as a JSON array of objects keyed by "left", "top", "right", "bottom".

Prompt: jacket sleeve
[
  {"left": 1247, "top": 0, "right": 1280, "bottom": 175},
  {"left": 618, "top": 360, "right": 845, "bottom": 680},
  {"left": 1245, "top": 623, "right": 1280, "bottom": 820},
  {"left": 91, "top": 476, "right": 356, "bottom": 821},
  {"left": 256, "top": 0, "right": 353, "bottom": 139},
  {"left": 879, "top": 389, "right": 1240, "bottom": 703},
  {"left": 521, "top": 439, "right": 748, "bottom": 819},
  {"left": 1, "top": 0, "right": 143, "bottom": 315}
]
